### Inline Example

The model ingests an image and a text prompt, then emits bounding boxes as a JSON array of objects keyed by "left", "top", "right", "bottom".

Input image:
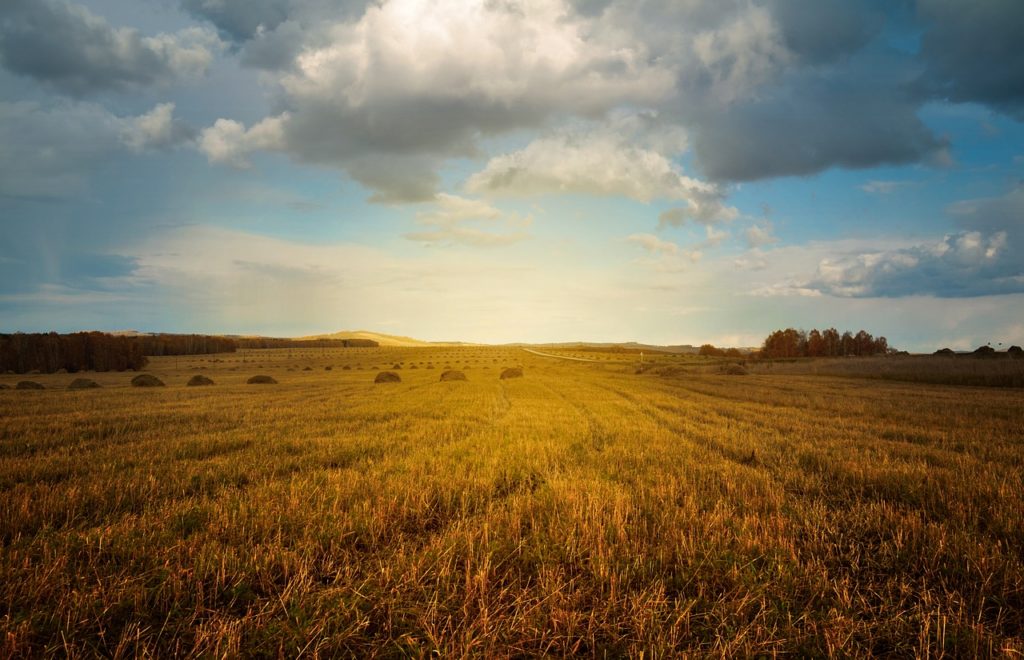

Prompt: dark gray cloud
[
  {"left": 180, "top": 0, "right": 290, "bottom": 42},
  {"left": 768, "top": 0, "right": 887, "bottom": 64},
  {"left": 918, "top": 0, "right": 1024, "bottom": 119},
  {"left": 0, "top": 0, "right": 218, "bottom": 96},
  {"left": 688, "top": 66, "right": 946, "bottom": 181},
  {"left": 0, "top": 100, "right": 194, "bottom": 200}
]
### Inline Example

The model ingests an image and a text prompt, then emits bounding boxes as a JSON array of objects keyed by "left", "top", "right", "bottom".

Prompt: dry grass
[
  {"left": 750, "top": 354, "right": 1024, "bottom": 387},
  {"left": 1, "top": 346, "right": 1022, "bottom": 657}
]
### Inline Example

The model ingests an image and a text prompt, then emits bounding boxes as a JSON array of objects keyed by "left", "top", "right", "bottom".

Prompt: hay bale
[
  {"left": 68, "top": 378, "right": 101, "bottom": 389},
  {"left": 187, "top": 375, "right": 215, "bottom": 386},
  {"left": 374, "top": 371, "right": 401, "bottom": 384},
  {"left": 131, "top": 374, "right": 165, "bottom": 387},
  {"left": 934, "top": 348, "right": 956, "bottom": 356},
  {"left": 392, "top": 364, "right": 402, "bottom": 369},
  {"left": 342, "top": 365, "right": 351, "bottom": 370},
  {"left": 972, "top": 345, "right": 996, "bottom": 357},
  {"left": 16, "top": 381, "right": 44, "bottom": 390},
  {"left": 303, "top": 366, "right": 312, "bottom": 371},
  {"left": 440, "top": 370, "right": 467, "bottom": 382},
  {"left": 325, "top": 366, "right": 333, "bottom": 371},
  {"left": 410, "top": 364, "right": 418, "bottom": 369},
  {"left": 1008, "top": 345, "right": 1023, "bottom": 357},
  {"left": 0, "top": 383, "right": 8, "bottom": 389},
  {"left": 247, "top": 375, "right": 278, "bottom": 384},
  {"left": 721, "top": 364, "right": 748, "bottom": 376},
  {"left": 500, "top": 367, "right": 524, "bottom": 380}
]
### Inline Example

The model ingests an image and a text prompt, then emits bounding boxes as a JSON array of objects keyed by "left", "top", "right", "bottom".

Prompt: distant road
[{"left": 520, "top": 348, "right": 604, "bottom": 362}]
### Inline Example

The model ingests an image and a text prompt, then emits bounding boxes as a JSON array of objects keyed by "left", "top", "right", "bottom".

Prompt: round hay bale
[
  {"left": 721, "top": 364, "right": 748, "bottom": 376},
  {"left": 440, "top": 370, "right": 467, "bottom": 382},
  {"left": 973, "top": 345, "right": 996, "bottom": 357},
  {"left": 131, "top": 374, "right": 165, "bottom": 387},
  {"left": 500, "top": 367, "right": 524, "bottom": 380},
  {"left": 303, "top": 366, "right": 312, "bottom": 371},
  {"left": 325, "top": 366, "right": 333, "bottom": 371},
  {"left": 247, "top": 375, "right": 278, "bottom": 384},
  {"left": 342, "top": 365, "right": 351, "bottom": 370},
  {"left": 0, "top": 383, "right": 9, "bottom": 389},
  {"left": 68, "top": 378, "right": 101, "bottom": 389},
  {"left": 392, "top": 364, "right": 402, "bottom": 370},
  {"left": 16, "top": 381, "right": 44, "bottom": 390},
  {"left": 374, "top": 371, "right": 401, "bottom": 384},
  {"left": 187, "top": 375, "right": 215, "bottom": 386},
  {"left": 934, "top": 348, "right": 956, "bottom": 356},
  {"left": 1007, "top": 345, "right": 1023, "bottom": 357},
  {"left": 410, "top": 364, "right": 418, "bottom": 369}
]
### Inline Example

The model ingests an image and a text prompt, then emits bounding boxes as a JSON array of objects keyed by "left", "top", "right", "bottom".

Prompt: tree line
[
  {"left": 0, "top": 332, "right": 148, "bottom": 374},
  {"left": 0, "top": 332, "right": 381, "bottom": 374},
  {"left": 134, "top": 334, "right": 238, "bottom": 356},
  {"left": 760, "top": 328, "right": 890, "bottom": 358}
]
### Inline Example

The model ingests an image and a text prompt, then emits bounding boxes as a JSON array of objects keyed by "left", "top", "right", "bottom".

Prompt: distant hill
[{"left": 299, "top": 330, "right": 472, "bottom": 347}]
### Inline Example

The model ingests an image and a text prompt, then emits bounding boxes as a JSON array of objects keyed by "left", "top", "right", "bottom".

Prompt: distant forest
[
  {"left": 0, "top": 332, "right": 149, "bottom": 374},
  {"left": 760, "top": 328, "right": 890, "bottom": 358},
  {"left": 0, "top": 332, "right": 379, "bottom": 374}
]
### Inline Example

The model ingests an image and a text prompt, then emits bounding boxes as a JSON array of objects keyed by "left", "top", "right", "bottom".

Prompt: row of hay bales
[
  {"left": 374, "top": 367, "right": 523, "bottom": 383},
  {"left": 2, "top": 374, "right": 261, "bottom": 390},
  {"left": 4, "top": 368, "right": 525, "bottom": 389}
]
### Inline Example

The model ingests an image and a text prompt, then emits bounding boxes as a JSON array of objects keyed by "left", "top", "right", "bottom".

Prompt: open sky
[{"left": 1, "top": 0, "right": 1022, "bottom": 349}]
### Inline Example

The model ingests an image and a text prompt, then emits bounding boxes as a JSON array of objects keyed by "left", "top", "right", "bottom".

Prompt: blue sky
[{"left": 1, "top": 0, "right": 1022, "bottom": 349}]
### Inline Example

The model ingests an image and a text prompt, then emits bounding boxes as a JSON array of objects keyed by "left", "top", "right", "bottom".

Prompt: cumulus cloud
[
  {"left": 0, "top": 101, "right": 195, "bottom": 199},
  {"left": 465, "top": 115, "right": 744, "bottom": 230},
  {"left": 0, "top": 0, "right": 220, "bottom": 96},
  {"left": 197, "top": 0, "right": 674, "bottom": 201},
  {"left": 188, "top": 0, "right": 1024, "bottom": 201},
  {"left": 656, "top": 193, "right": 740, "bottom": 228},
  {"left": 120, "top": 103, "right": 195, "bottom": 152},
  {"left": 807, "top": 231, "right": 1022, "bottom": 298},
  {"left": 198, "top": 114, "right": 289, "bottom": 168},
  {"left": 404, "top": 194, "right": 531, "bottom": 247},
  {"left": 466, "top": 118, "right": 706, "bottom": 204}
]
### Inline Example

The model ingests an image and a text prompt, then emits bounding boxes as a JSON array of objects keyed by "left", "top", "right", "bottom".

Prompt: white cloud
[
  {"left": 466, "top": 116, "right": 740, "bottom": 227},
  {"left": 198, "top": 0, "right": 675, "bottom": 200},
  {"left": 197, "top": 114, "right": 289, "bottom": 168},
  {"left": 861, "top": 179, "right": 913, "bottom": 194},
  {"left": 626, "top": 233, "right": 679, "bottom": 256},
  {"left": 625, "top": 233, "right": 703, "bottom": 272},
  {"left": 120, "top": 103, "right": 194, "bottom": 152},
  {"left": 404, "top": 194, "right": 532, "bottom": 247},
  {"left": 744, "top": 221, "right": 778, "bottom": 248}
]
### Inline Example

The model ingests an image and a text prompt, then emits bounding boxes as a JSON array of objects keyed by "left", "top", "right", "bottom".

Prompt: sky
[{"left": 1, "top": 0, "right": 1022, "bottom": 350}]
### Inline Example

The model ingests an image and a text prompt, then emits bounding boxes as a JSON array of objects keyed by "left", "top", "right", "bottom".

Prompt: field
[{"left": 1, "top": 346, "right": 1023, "bottom": 657}]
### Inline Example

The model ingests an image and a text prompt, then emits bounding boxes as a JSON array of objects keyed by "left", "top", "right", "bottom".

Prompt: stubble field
[{"left": 1, "top": 347, "right": 1022, "bottom": 657}]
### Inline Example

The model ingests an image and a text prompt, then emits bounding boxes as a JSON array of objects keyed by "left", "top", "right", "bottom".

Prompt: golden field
[{"left": 1, "top": 347, "right": 1023, "bottom": 657}]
